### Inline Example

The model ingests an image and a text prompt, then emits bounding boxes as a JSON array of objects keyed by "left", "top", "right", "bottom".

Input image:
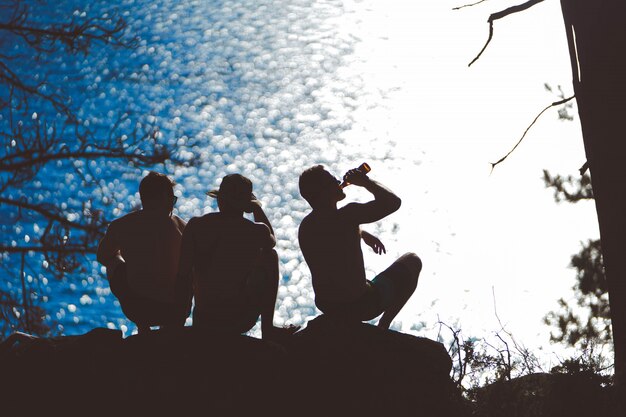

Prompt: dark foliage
[
  {"left": 542, "top": 172, "right": 611, "bottom": 350},
  {"left": 0, "top": 288, "right": 50, "bottom": 337}
]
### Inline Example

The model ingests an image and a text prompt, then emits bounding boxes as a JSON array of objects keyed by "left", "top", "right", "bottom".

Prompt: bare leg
[
  {"left": 257, "top": 249, "right": 299, "bottom": 340},
  {"left": 260, "top": 249, "right": 280, "bottom": 335},
  {"left": 378, "top": 253, "right": 422, "bottom": 329}
]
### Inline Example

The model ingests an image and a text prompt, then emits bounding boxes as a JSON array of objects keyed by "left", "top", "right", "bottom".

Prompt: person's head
[
  {"left": 139, "top": 171, "right": 176, "bottom": 213},
  {"left": 207, "top": 173, "right": 258, "bottom": 214},
  {"left": 299, "top": 165, "right": 345, "bottom": 209}
]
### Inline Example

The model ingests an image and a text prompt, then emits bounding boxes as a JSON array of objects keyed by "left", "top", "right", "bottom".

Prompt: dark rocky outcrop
[
  {"left": 287, "top": 315, "right": 460, "bottom": 417},
  {"left": 1, "top": 317, "right": 459, "bottom": 416}
]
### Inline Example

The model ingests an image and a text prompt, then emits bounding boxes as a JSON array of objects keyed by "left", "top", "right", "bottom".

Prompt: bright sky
[{"left": 329, "top": 0, "right": 599, "bottom": 360}]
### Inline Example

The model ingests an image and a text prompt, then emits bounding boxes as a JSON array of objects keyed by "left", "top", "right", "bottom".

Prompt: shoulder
[
  {"left": 185, "top": 212, "right": 219, "bottom": 229},
  {"left": 107, "top": 210, "right": 138, "bottom": 229},
  {"left": 171, "top": 214, "right": 187, "bottom": 230}
]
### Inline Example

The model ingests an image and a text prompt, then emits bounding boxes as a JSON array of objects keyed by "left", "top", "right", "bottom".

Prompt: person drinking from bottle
[{"left": 298, "top": 164, "right": 422, "bottom": 329}]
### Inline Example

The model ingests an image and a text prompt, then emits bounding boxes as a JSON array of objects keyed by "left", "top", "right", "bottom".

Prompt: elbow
[{"left": 390, "top": 195, "right": 401, "bottom": 213}]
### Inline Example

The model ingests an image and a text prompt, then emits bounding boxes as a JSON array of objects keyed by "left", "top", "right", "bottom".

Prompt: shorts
[{"left": 316, "top": 258, "right": 414, "bottom": 322}]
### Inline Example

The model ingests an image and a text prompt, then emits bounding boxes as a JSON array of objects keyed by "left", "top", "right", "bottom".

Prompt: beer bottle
[{"left": 339, "top": 162, "right": 371, "bottom": 188}]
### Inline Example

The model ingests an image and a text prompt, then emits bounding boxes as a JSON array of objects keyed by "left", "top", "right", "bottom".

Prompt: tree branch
[
  {"left": 0, "top": 3, "right": 132, "bottom": 54},
  {"left": 0, "top": 148, "right": 168, "bottom": 172},
  {"left": 0, "top": 245, "right": 97, "bottom": 255},
  {"left": 468, "top": 0, "right": 545, "bottom": 67},
  {"left": 453, "top": 0, "right": 489, "bottom": 12},
  {"left": 490, "top": 95, "right": 575, "bottom": 171},
  {"left": 0, "top": 197, "right": 105, "bottom": 234}
]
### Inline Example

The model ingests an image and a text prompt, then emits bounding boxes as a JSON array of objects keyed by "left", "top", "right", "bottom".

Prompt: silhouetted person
[
  {"left": 298, "top": 165, "right": 422, "bottom": 329},
  {"left": 97, "top": 171, "right": 188, "bottom": 333},
  {"left": 176, "top": 174, "right": 297, "bottom": 340}
]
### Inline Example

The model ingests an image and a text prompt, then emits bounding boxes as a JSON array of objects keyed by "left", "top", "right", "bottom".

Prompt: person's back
[
  {"left": 97, "top": 171, "right": 187, "bottom": 332},
  {"left": 107, "top": 209, "right": 184, "bottom": 303},
  {"left": 185, "top": 212, "right": 271, "bottom": 310}
]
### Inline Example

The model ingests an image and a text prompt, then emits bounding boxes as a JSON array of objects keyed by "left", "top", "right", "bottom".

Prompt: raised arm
[
  {"left": 245, "top": 200, "right": 277, "bottom": 248},
  {"left": 341, "top": 170, "right": 401, "bottom": 224}
]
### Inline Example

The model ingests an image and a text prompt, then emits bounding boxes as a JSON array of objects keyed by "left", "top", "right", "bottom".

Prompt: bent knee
[
  {"left": 398, "top": 252, "right": 422, "bottom": 277},
  {"left": 262, "top": 248, "right": 278, "bottom": 261}
]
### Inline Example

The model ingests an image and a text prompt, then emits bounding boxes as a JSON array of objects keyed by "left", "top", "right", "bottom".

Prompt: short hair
[
  {"left": 299, "top": 165, "right": 327, "bottom": 206},
  {"left": 139, "top": 171, "right": 175, "bottom": 203}
]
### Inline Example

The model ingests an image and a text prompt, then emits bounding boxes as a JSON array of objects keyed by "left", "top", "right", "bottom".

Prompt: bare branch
[
  {"left": 0, "top": 197, "right": 106, "bottom": 234},
  {"left": 468, "top": 20, "right": 494, "bottom": 67},
  {"left": 0, "top": 111, "right": 174, "bottom": 192},
  {"left": 0, "top": 245, "right": 97, "bottom": 255},
  {"left": 0, "top": 4, "right": 133, "bottom": 55},
  {"left": 490, "top": 95, "right": 575, "bottom": 171},
  {"left": 437, "top": 320, "right": 465, "bottom": 385},
  {"left": 468, "top": 0, "right": 545, "bottom": 67},
  {"left": 453, "top": 0, "right": 489, "bottom": 12},
  {"left": 1, "top": 148, "right": 168, "bottom": 172}
]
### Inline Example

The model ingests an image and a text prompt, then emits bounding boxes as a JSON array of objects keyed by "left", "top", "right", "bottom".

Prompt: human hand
[
  {"left": 342, "top": 168, "right": 370, "bottom": 187},
  {"left": 361, "top": 231, "right": 386, "bottom": 255},
  {"left": 243, "top": 199, "right": 262, "bottom": 214}
]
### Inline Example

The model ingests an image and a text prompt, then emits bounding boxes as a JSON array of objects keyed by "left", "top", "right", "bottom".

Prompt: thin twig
[
  {"left": 438, "top": 320, "right": 465, "bottom": 385},
  {"left": 0, "top": 245, "right": 98, "bottom": 254},
  {"left": 0, "top": 197, "right": 105, "bottom": 233},
  {"left": 453, "top": 0, "right": 489, "bottom": 11},
  {"left": 490, "top": 95, "right": 575, "bottom": 171},
  {"left": 468, "top": 0, "right": 545, "bottom": 67}
]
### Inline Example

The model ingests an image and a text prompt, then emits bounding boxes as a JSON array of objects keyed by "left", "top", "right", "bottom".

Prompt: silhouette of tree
[
  {"left": 541, "top": 170, "right": 610, "bottom": 348},
  {"left": 458, "top": 0, "right": 626, "bottom": 383},
  {"left": 0, "top": 1, "right": 186, "bottom": 338}
]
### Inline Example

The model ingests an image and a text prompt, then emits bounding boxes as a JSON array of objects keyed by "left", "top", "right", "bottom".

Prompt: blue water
[{"left": 2, "top": 0, "right": 408, "bottom": 337}]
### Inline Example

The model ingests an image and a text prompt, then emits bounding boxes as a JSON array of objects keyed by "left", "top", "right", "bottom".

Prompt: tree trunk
[{"left": 560, "top": 0, "right": 626, "bottom": 384}]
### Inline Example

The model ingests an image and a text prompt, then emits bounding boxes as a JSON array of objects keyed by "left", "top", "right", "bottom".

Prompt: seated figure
[
  {"left": 298, "top": 165, "right": 422, "bottom": 328},
  {"left": 97, "top": 171, "right": 188, "bottom": 333},
  {"left": 176, "top": 173, "right": 297, "bottom": 340}
]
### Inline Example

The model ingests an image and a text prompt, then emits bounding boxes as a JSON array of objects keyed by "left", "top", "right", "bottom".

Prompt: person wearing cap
[
  {"left": 298, "top": 165, "right": 422, "bottom": 329},
  {"left": 97, "top": 171, "right": 188, "bottom": 333},
  {"left": 176, "top": 173, "right": 297, "bottom": 339}
]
